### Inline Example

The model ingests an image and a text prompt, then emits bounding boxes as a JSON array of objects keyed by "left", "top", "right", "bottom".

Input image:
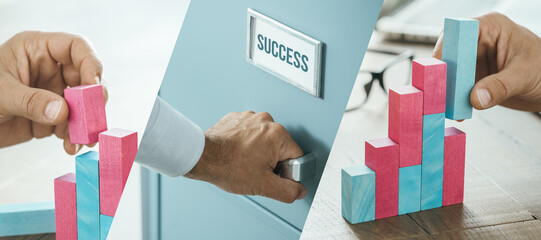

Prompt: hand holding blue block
[{"left": 442, "top": 18, "right": 479, "bottom": 120}]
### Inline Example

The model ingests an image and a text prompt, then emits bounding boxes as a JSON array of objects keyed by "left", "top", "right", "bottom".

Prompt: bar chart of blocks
[
  {"left": 342, "top": 18, "right": 478, "bottom": 224},
  {"left": 54, "top": 84, "right": 138, "bottom": 239}
]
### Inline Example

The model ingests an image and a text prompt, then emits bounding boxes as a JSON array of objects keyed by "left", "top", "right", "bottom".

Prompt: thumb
[
  {"left": 260, "top": 172, "right": 307, "bottom": 203},
  {"left": 470, "top": 69, "right": 522, "bottom": 110},
  {"left": 3, "top": 81, "right": 68, "bottom": 125}
]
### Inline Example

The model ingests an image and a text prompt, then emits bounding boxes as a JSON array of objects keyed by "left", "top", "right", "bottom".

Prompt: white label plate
[{"left": 246, "top": 9, "right": 323, "bottom": 98}]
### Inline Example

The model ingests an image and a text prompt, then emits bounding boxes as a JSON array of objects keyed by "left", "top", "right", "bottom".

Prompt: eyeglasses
[{"left": 346, "top": 47, "right": 414, "bottom": 112}]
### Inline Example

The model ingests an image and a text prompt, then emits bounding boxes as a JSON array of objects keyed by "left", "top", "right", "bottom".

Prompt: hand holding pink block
[
  {"left": 64, "top": 85, "right": 107, "bottom": 144},
  {"left": 54, "top": 173, "right": 77, "bottom": 240},
  {"left": 99, "top": 128, "right": 138, "bottom": 216}
]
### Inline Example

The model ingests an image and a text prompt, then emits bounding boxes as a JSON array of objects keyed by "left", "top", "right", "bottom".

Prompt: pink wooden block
[
  {"left": 412, "top": 58, "right": 447, "bottom": 115},
  {"left": 365, "top": 138, "right": 399, "bottom": 219},
  {"left": 388, "top": 86, "right": 423, "bottom": 167},
  {"left": 99, "top": 128, "right": 138, "bottom": 216},
  {"left": 442, "top": 127, "right": 466, "bottom": 206},
  {"left": 64, "top": 85, "right": 107, "bottom": 144},
  {"left": 54, "top": 173, "right": 77, "bottom": 240}
]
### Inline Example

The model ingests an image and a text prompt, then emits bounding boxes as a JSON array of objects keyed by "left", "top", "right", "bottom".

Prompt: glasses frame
[{"left": 346, "top": 47, "right": 414, "bottom": 112}]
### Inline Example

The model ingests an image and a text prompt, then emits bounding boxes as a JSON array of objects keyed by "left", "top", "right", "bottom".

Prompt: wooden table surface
[
  {"left": 300, "top": 35, "right": 541, "bottom": 239},
  {"left": 0, "top": 234, "right": 54, "bottom": 240}
]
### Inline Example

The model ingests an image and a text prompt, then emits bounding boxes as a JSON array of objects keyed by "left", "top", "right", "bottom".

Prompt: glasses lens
[
  {"left": 383, "top": 59, "right": 411, "bottom": 93},
  {"left": 346, "top": 71, "right": 372, "bottom": 111}
]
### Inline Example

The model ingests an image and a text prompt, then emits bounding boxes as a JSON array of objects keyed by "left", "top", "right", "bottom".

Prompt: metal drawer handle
[{"left": 274, "top": 152, "right": 316, "bottom": 182}]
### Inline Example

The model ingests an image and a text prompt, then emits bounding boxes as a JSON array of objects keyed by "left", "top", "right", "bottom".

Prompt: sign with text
[{"left": 247, "top": 9, "right": 323, "bottom": 98}]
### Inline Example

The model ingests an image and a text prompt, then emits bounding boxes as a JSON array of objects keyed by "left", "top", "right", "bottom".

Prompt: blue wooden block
[
  {"left": 442, "top": 18, "right": 479, "bottom": 120},
  {"left": 341, "top": 165, "right": 375, "bottom": 224},
  {"left": 398, "top": 165, "right": 421, "bottom": 215},
  {"left": 76, "top": 151, "right": 100, "bottom": 239},
  {"left": 0, "top": 202, "right": 55, "bottom": 237},
  {"left": 421, "top": 113, "right": 445, "bottom": 210},
  {"left": 100, "top": 214, "right": 114, "bottom": 240}
]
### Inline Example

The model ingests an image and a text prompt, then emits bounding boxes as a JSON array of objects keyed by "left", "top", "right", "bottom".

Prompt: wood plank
[
  {"left": 409, "top": 164, "right": 533, "bottom": 234},
  {"left": 455, "top": 107, "right": 541, "bottom": 218},
  {"left": 410, "top": 225, "right": 505, "bottom": 240},
  {"left": 496, "top": 220, "right": 541, "bottom": 239},
  {"left": 0, "top": 233, "right": 55, "bottom": 240},
  {"left": 410, "top": 220, "right": 541, "bottom": 239}
]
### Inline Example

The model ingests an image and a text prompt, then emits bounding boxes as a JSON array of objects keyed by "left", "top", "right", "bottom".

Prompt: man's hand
[
  {"left": 0, "top": 31, "right": 106, "bottom": 154},
  {"left": 433, "top": 12, "right": 541, "bottom": 112},
  {"left": 185, "top": 111, "right": 307, "bottom": 203}
]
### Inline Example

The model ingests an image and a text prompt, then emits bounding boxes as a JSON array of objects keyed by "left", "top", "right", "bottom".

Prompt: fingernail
[
  {"left": 45, "top": 100, "right": 62, "bottom": 121},
  {"left": 477, "top": 89, "right": 491, "bottom": 108},
  {"left": 95, "top": 76, "right": 100, "bottom": 84},
  {"left": 297, "top": 190, "right": 307, "bottom": 200}
]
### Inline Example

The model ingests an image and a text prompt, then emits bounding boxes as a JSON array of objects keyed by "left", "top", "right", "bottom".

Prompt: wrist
[{"left": 185, "top": 134, "right": 221, "bottom": 183}]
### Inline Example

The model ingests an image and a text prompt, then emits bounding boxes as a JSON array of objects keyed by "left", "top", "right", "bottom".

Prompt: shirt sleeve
[{"left": 135, "top": 96, "right": 205, "bottom": 177}]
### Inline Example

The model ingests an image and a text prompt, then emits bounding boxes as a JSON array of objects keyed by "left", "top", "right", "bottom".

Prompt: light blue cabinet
[{"left": 142, "top": 0, "right": 382, "bottom": 239}]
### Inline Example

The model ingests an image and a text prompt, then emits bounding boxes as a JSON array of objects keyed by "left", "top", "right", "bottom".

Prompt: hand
[
  {"left": 0, "top": 31, "right": 106, "bottom": 154},
  {"left": 185, "top": 111, "right": 307, "bottom": 203},
  {"left": 433, "top": 12, "right": 541, "bottom": 112}
]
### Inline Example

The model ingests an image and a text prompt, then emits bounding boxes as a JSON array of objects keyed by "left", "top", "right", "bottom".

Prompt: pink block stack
[{"left": 55, "top": 84, "right": 138, "bottom": 239}]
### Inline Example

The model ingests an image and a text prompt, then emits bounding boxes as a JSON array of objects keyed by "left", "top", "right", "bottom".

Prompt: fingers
[
  {"left": 277, "top": 126, "right": 304, "bottom": 161},
  {"left": 31, "top": 122, "right": 54, "bottom": 139},
  {"left": 44, "top": 32, "right": 103, "bottom": 86},
  {"left": 432, "top": 32, "right": 444, "bottom": 60},
  {"left": 470, "top": 69, "right": 523, "bottom": 109},
  {"left": 63, "top": 137, "right": 82, "bottom": 155},
  {"left": 0, "top": 79, "right": 68, "bottom": 125},
  {"left": 260, "top": 172, "right": 307, "bottom": 203}
]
